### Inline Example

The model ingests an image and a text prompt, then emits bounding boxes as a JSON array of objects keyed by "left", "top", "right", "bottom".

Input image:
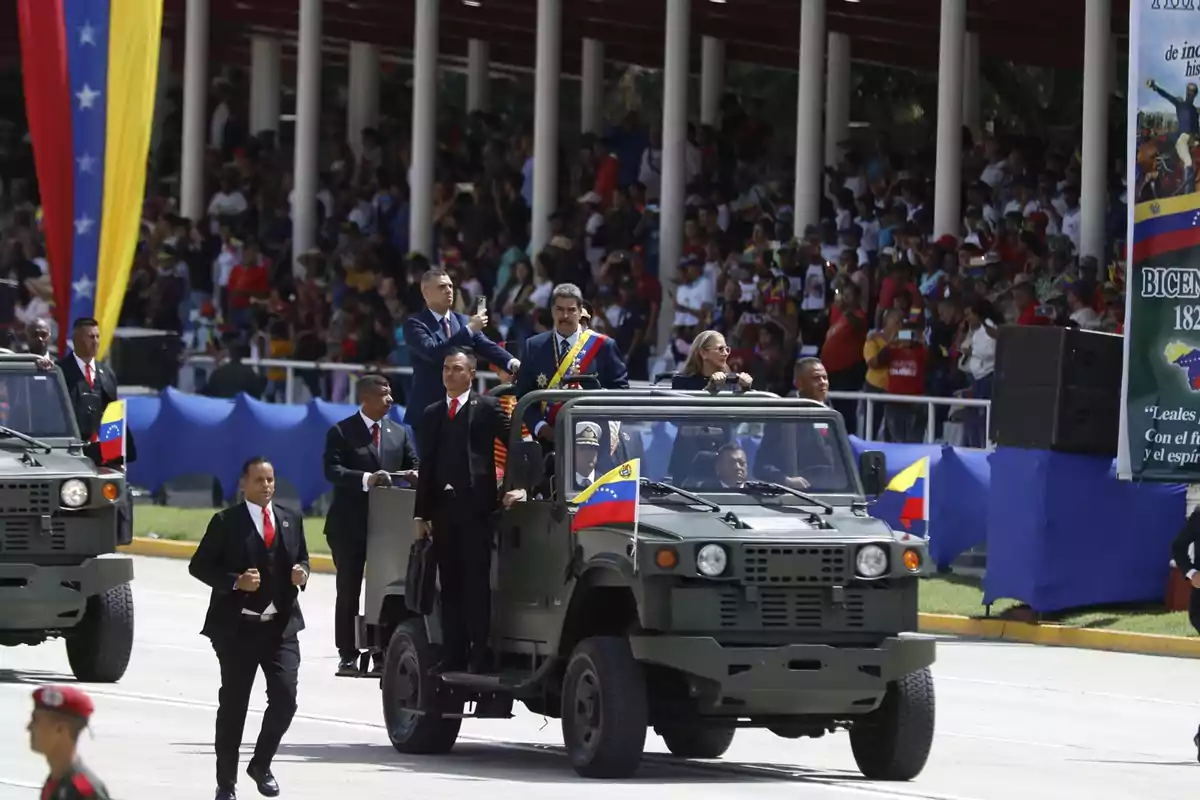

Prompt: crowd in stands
[{"left": 0, "top": 78, "right": 1130, "bottom": 446}]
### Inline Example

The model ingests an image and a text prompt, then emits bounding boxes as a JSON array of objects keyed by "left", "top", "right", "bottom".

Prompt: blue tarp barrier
[{"left": 982, "top": 448, "right": 1186, "bottom": 613}]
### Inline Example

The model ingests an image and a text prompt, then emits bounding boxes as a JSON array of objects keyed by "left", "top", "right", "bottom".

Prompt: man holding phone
[
  {"left": 879, "top": 323, "right": 929, "bottom": 443},
  {"left": 402, "top": 269, "right": 519, "bottom": 448}
]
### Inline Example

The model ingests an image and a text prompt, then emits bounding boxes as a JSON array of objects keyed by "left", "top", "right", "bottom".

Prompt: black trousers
[
  {"left": 212, "top": 618, "right": 300, "bottom": 789},
  {"left": 1189, "top": 589, "right": 1200, "bottom": 635},
  {"left": 432, "top": 499, "right": 493, "bottom": 667},
  {"left": 328, "top": 534, "right": 367, "bottom": 659}
]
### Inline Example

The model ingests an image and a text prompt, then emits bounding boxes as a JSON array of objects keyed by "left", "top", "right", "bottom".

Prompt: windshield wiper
[
  {"left": 0, "top": 426, "right": 52, "bottom": 453},
  {"left": 640, "top": 478, "right": 722, "bottom": 512},
  {"left": 742, "top": 480, "right": 835, "bottom": 514}
]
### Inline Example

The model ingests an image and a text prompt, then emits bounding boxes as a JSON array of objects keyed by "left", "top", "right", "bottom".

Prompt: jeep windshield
[
  {"left": 0, "top": 371, "right": 76, "bottom": 441},
  {"left": 564, "top": 412, "right": 855, "bottom": 498}
]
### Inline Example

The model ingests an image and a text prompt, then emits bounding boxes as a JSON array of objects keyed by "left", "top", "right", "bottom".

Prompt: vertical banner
[{"left": 1120, "top": 0, "right": 1200, "bottom": 481}]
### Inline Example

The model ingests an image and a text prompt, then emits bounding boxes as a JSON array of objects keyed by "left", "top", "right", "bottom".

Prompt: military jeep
[
  {"left": 0, "top": 355, "right": 133, "bottom": 682},
  {"left": 360, "top": 388, "right": 935, "bottom": 780}
]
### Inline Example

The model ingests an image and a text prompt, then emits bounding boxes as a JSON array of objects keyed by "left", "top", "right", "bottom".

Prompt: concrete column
[
  {"left": 700, "top": 35, "right": 725, "bottom": 127},
  {"left": 180, "top": 0, "right": 208, "bottom": 221},
  {"left": 581, "top": 38, "right": 605, "bottom": 135},
  {"left": 933, "top": 0, "right": 966, "bottom": 240},
  {"left": 824, "top": 31, "right": 851, "bottom": 168},
  {"left": 793, "top": 0, "right": 825, "bottom": 237},
  {"left": 1080, "top": 0, "right": 1112, "bottom": 261},
  {"left": 530, "top": 0, "right": 562, "bottom": 256},
  {"left": 291, "top": 0, "right": 322, "bottom": 268},
  {"left": 467, "top": 39, "right": 490, "bottom": 112},
  {"left": 962, "top": 31, "right": 981, "bottom": 139},
  {"left": 409, "top": 0, "right": 439, "bottom": 259},
  {"left": 250, "top": 36, "right": 282, "bottom": 136},
  {"left": 347, "top": 42, "right": 381, "bottom": 153},
  {"left": 657, "top": 0, "right": 691, "bottom": 353}
]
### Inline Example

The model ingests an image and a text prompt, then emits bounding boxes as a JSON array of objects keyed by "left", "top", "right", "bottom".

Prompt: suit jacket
[
  {"left": 188, "top": 502, "right": 310, "bottom": 644},
  {"left": 414, "top": 391, "right": 510, "bottom": 520},
  {"left": 513, "top": 329, "right": 629, "bottom": 433},
  {"left": 57, "top": 351, "right": 138, "bottom": 468},
  {"left": 402, "top": 308, "right": 514, "bottom": 428},
  {"left": 1172, "top": 509, "right": 1200, "bottom": 579},
  {"left": 323, "top": 412, "right": 418, "bottom": 541}
]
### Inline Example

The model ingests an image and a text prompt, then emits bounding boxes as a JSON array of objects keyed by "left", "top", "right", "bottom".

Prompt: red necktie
[
  {"left": 442, "top": 317, "right": 451, "bottom": 339},
  {"left": 371, "top": 422, "right": 380, "bottom": 449},
  {"left": 262, "top": 506, "right": 275, "bottom": 549},
  {"left": 84, "top": 363, "right": 94, "bottom": 388},
  {"left": 448, "top": 397, "right": 459, "bottom": 419}
]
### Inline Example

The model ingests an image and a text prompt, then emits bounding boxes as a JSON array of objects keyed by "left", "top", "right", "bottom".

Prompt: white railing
[{"left": 174, "top": 356, "right": 990, "bottom": 446}]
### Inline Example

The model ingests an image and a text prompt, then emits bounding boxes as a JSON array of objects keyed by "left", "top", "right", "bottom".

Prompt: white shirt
[
  {"left": 243, "top": 499, "right": 279, "bottom": 615},
  {"left": 446, "top": 388, "right": 471, "bottom": 411},
  {"left": 674, "top": 276, "right": 714, "bottom": 327},
  {"left": 1061, "top": 207, "right": 1082, "bottom": 252},
  {"left": 963, "top": 322, "right": 997, "bottom": 380},
  {"left": 1070, "top": 306, "right": 1102, "bottom": 331},
  {"left": 207, "top": 191, "right": 248, "bottom": 218},
  {"left": 73, "top": 353, "right": 97, "bottom": 383},
  {"left": 359, "top": 410, "right": 385, "bottom": 492}
]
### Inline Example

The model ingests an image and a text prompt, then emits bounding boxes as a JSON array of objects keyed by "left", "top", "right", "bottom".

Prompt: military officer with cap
[
  {"left": 27, "top": 685, "right": 112, "bottom": 800},
  {"left": 574, "top": 421, "right": 602, "bottom": 489}
]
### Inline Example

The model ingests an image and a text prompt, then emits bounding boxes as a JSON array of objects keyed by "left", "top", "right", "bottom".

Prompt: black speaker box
[
  {"left": 108, "top": 329, "right": 183, "bottom": 390},
  {"left": 989, "top": 325, "right": 1123, "bottom": 456}
]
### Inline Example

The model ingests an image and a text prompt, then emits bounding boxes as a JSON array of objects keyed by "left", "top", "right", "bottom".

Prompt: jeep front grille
[
  {"left": 741, "top": 544, "right": 850, "bottom": 586},
  {"left": 718, "top": 587, "right": 867, "bottom": 630},
  {"left": 0, "top": 481, "right": 55, "bottom": 516},
  {"left": 0, "top": 518, "right": 67, "bottom": 554}
]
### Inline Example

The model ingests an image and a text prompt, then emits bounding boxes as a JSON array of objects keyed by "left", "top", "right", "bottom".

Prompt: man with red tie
[
  {"left": 322, "top": 374, "right": 418, "bottom": 677},
  {"left": 189, "top": 456, "right": 311, "bottom": 800},
  {"left": 56, "top": 317, "right": 137, "bottom": 469}
]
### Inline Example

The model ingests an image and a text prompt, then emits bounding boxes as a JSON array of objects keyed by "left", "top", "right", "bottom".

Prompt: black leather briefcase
[{"left": 405, "top": 536, "right": 437, "bottom": 616}]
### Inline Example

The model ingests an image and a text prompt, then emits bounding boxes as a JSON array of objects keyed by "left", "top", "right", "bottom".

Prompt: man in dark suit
[
  {"left": 57, "top": 317, "right": 138, "bottom": 469},
  {"left": 188, "top": 456, "right": 310, "bottom": 800},
  {"left": 323, "top": 374, "right": 418, "bottom": 677},
  {"left": 1171, "top": 511, "right": 1200, "bottom": 760},
  {"left": 414, "top": 348, "right": 513, "bottom": 673},
  {"left": 402, "top": 268, "right": 519, "bottom": 446},
  {"left": 513, "top": 282, "right": 629, "bottom": 444}
]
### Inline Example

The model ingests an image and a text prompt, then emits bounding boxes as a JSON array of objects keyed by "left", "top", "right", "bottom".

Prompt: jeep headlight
[
  {"left": 60, "top": 479, "right": 89, "bottom": 508},
  {"left": 855, "top": 544, "right": 889, "bottom": 578},
  {"left": 696, "top": 544, "right": 728, "bottom": 577}
]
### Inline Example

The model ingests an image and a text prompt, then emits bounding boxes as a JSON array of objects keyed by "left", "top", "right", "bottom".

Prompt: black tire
[
  {"left": 560, "top": 637, "right": 648, "bottom": 779},
  {"left": 849, "top": 667, "right": 935, "bottom": 781},
  {"left": 65, "top": 583, "right": 134, "bottom": 683},
  {"left": 658, "top": 725, "right": 736, "bottom": 759},
  {"left": 381, "top": 619, "right": 462, "bottom": 755}
]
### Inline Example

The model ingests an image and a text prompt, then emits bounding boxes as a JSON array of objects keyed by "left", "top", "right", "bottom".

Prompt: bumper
[
  {"left": 629, "top": 633, "right": 935, "bottom": 717},
  {"left": 0, "top": 555, "right": 134, "bottom": 632}
]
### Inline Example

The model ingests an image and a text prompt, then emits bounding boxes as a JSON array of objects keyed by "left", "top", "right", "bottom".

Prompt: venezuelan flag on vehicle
[
  {"left": 570, "top": 458, "right": 640, "bottom": 533},
  {"left": 16, "top": 0, "right": 163, "bottom": 358},
  {"left": 97, "top": 399, "right": 126, "bottom": 463},
  {"left": 880, "top": 456, "right": 929, "bottom": 539}
]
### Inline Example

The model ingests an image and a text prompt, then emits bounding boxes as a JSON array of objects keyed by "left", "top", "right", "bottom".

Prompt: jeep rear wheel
[
  {"left": 657, "top": 725, "right": 736, "bottom": 759},
  {"left": 849, "top": 667, "right": 935, "bottom": 781},
  {"left": 65, "top": 583, "right": 134, "bottom": 683},
  {"left": 561, "top": 637, "right": 648, "bottom": 778},
  {"left": 381, "top": 619, "right": 462, "bottom": 754}
]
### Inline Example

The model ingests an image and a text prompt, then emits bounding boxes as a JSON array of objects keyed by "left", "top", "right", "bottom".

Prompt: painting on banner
[{"left": 1119, "top": 0, "right": 1200, "bottom": 481}]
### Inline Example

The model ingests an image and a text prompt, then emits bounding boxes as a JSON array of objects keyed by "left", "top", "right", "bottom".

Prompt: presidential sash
[{"left": 540, "top": 329, "right": 607, "bottom": 424}]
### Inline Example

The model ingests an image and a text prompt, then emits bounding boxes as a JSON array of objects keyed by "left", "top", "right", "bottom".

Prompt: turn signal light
[
  {"left": 902, "top": 548, "right": 922, "bottom": 572},
  {"left": 655, "top": 547, "right": 679, "bottom": 570},
  {"left": 101, "top": 482, "right": 119, "bottom": 502}
]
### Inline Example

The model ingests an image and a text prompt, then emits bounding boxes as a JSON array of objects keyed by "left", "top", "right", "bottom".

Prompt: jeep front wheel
[
  {"left": 849, "top": 667, "right": 935, "bottom": 781},
  {"left": 561, "top": 637, "right": 648, "bottom": 778},
  {"left": 657, "top": 725, "right": 736, "bottom": 759},
  {"left": 65, "top": 583, "right": 134, "bottom": 683},
  {"left": 381, "top": 619, "right": 462, "bottom": 754}
]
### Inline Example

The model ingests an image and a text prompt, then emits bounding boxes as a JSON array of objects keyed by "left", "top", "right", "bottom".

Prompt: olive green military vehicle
[
  {"left": 0, "top": 355, "right": 133, "bottom": 683},
  {"left": 358, "top": 388, "right": 935, "bottom": 780}
]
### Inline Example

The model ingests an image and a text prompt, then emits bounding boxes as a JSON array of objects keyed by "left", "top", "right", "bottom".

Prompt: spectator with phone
[{"left": 879, "top": 322, "right": 929, "bottom": 443}]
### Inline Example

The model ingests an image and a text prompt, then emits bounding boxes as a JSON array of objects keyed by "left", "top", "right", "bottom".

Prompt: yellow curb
[
  {"left": 918, "top": 612, "right": 1200, "bottom": 658},
  {"left": 118, "top": 538, "right": 1200, "bottom": 658},
  {"left": 119, "top": 537, "right": 336, "bottom": 574}
]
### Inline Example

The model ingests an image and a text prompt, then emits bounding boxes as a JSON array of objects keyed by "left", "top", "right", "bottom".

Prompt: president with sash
[{"left": 514, "top": 283, "right": 629, "bottom": 443}]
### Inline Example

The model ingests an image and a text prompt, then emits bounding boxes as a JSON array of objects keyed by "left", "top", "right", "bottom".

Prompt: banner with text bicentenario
[{"left": 1119, "top": 0, "right": 1200, "bottom": 480}]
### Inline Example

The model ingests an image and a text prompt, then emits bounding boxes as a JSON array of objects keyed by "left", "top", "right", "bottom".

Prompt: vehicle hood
[
  {"left": 637, "top": 504, "right": 894, "bottom": 541},
  {"left": 0, "top": 448, "right": 106, "bottom": 477}
]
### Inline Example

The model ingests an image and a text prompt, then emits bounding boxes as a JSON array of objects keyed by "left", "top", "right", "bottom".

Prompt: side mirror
[
  {"left": 859, "top": 450, "right": 887, "bottom": 498},
  {"left": 507, "top": 441, "right": 546, "bottom": 490}
]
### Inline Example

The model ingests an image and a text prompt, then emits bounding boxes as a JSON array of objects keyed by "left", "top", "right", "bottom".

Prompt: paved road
[{"left": 1, "top": 556, "right": 1198, "bottom": 799}]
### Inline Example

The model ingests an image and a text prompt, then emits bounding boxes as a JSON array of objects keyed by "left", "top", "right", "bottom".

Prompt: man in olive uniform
[{"left": 27, "top": 685, "right": 112, "bottom": 800}]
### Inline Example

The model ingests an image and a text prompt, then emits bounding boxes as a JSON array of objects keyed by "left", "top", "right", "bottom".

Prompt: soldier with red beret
[{"left": 27, "top": 686, "right": 112, "bottom": 800}]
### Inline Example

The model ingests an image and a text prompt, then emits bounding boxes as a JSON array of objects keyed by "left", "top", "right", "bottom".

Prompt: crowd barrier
[{"left": 124, "top": 390, "right": 1186, "bottom": 613}]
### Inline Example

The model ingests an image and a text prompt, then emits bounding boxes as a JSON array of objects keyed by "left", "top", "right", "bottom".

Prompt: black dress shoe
[
  {"left": 215, "top": 788, "right": 236, "bottom": 800},
  {"left": 336, "top": 656, "right": 360, "bottom": 677},
  {"left": 246, "top": 764, "right": 280, "bottom": 797},
  {"left": 1193, "top": 725, "right": 1199, "bottom": 763},
  {"left": 368, "top": 654, "right": 384, "bottom": 677}
]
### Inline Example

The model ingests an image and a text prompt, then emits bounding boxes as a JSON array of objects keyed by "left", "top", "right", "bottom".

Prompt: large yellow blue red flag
[
  {"left": 883, "top": 456, "right": 930, "bottom": 539},
  {"left": 17, "top": 0, "right": 163, "bottom": 359}
]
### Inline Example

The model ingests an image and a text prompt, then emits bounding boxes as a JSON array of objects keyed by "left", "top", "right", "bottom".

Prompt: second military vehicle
[
  {"left": 359, "top": 388, "right": 935, "bottom": 780},
  {"left": 0, "top": 355, "right": 133, "bottom": 683}
]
